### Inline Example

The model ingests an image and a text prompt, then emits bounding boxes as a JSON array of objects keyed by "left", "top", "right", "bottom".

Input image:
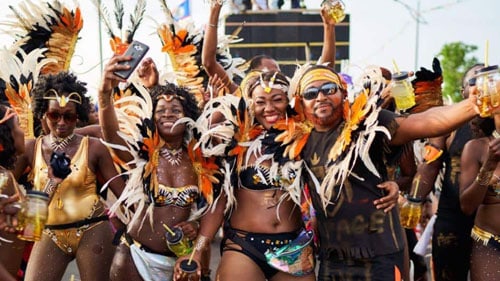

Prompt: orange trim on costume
[
  {"left": 394, "top": 265, "right": 402, "bottom": 281},
  {"left": 423, "top": 143, "right": 443, "bottom": 164}
]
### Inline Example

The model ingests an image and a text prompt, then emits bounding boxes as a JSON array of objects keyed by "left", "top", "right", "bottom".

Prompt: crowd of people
[{"left": 0, "top": 1, "right": 498, "bottom": 281}]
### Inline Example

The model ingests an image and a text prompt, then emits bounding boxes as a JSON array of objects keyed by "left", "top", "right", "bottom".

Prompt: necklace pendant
[
  {"left": 160, "top": 147, "right": 183, "bottom": 166},
  {"left": 50, "top": 133, "right": 75, "bottom": 151}
]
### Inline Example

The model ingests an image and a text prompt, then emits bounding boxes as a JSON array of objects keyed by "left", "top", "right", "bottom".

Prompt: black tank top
[{"left": 437, "top": 123, "right": 475, "bottom": 227}]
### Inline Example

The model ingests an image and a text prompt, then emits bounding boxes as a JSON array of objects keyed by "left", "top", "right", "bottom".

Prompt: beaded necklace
[
  {"left": 50, "top": 133, "right": 75, "bottom": 152},
  {"left": 159, "top": 147, "right": 183, "bottom": 166}
]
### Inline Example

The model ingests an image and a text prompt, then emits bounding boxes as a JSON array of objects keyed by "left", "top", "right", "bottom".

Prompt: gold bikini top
[{"left": 30, "top": 136, "right": 99, "bottom": 225}]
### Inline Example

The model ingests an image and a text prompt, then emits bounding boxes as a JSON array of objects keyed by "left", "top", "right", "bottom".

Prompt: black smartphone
[{"left": 113, "top": 40, "right": 150, "bottom": 79}]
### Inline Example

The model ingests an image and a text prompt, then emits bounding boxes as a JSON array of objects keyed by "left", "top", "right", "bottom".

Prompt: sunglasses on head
[
  {"left": 303, "top": 83, "right": 340, "bottom": 100},
  {"left": 45, "top": 111, "right": 78, "bottom": 123}
]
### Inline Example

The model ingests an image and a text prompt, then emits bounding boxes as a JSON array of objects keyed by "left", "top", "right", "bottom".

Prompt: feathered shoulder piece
[
  {"left": 265, "top": 103, "right": 313, "bottom": 162},
  {"left": 155, "top": 1, "right": 246, "bottom": 107},
  {"left": 193, "top": 94, "right": 262, "bottom": 213},
  {"left": 318, "top": 88, "right": 391, "bottom": 210},
  {"left": 187, "top": 139, "right": 222, "bottom": 215},
  {"left": 102, "top": 82, "right": 157, "bottom": 227},
  {"left": 91, "top": 0, "right": 146, "bottom": 54},
  {"left": 0, "top": 47, "right": 55, "bottom": 139},
  {"left": 3, "top": 0, "right": 83, "bottom": 74},
  {"left": 195, "top": 94, "right": 255, "bottom": 157}
]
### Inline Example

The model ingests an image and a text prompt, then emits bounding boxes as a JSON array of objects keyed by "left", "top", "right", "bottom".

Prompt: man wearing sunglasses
[{"left": 286, "top": 64, "right": 481, "bottom": 281}]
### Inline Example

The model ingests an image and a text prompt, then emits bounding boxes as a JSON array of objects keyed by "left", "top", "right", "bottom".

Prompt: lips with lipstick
[{"left": 264, "top": 114, "right": 280, "bottom": 124}]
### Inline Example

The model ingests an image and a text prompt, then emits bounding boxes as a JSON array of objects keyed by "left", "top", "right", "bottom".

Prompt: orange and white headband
[{"left": 298, "top": 68, "right": 345, "bottom": 95}]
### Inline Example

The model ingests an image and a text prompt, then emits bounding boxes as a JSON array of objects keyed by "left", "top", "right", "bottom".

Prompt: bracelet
[
  {"left": 475, "top": 167, "right": 493, "bottom": 186},
  {"left": 194, "top": 235, "right": 211, "bottom": 251}
]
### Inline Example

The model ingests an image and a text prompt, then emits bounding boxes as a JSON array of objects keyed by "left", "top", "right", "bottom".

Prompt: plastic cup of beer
[
  {"left": 165, "top": 226, "right": 193, "bottom": 257},
  {"left": 390, "top": 71, "right": 416, "bottom": 111},
  {"left": 178, "top": 259, "right": 200, "bottom": 281},
  {"left": 16, "top": 190, "right": 49, "bottom": 241},
  {"left": 399, "top": 197, "right": 422, "bottom": 229},
  {"left": 476, "top": 65, "right": 500, "bottom": 117},
  {"left": 321, "top": 0, "right": 346, "bottom": 23}
]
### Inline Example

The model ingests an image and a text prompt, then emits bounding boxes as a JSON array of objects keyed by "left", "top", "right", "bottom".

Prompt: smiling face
[
  {"left": 302, "top": 79, "right": 345, "bottom": 132},
  {"left": 252, "top": 86, "right": 289, "bottom": 130},
  {"left": 154, "top": 97, "right": 186, "bottom": 139},
  {"left": 45, "top": 100, "right": 78, "bottom": 138}
]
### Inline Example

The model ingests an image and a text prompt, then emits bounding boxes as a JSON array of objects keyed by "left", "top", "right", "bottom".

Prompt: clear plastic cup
[
  {"left": 16, "top": 190, "right": 49, "bottom": 241},
  {"left": 165, "top": 226, "right": 193, "bottom": 257},
  {"left": 390, "top": 71, "right": 416, "bottom": 111},
  {"left": 321, "top": 0, "right": 346, "bottom": 23},
  {"left": 476, "top": 65, "right": 500, "bottom": 117},
  {"left": 399, "top": 197, "right": 422, "bottom": 229}
]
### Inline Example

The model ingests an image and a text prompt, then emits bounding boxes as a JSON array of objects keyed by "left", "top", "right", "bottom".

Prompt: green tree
[{"left": 438, "top": 42, "right": 478, "bottom": 102}]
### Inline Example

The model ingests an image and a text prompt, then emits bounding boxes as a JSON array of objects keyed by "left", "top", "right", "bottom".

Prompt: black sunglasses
[
  {"left": 303, "top": 83, "right": 340, "bottom": 100},
  {"left": 45, "top": 112, "right": 78, "bottom": 123}
]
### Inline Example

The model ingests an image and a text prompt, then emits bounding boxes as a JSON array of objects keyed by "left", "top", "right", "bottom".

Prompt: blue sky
[{"left": 0, "top": 0, "right": 498, "bottom": 96}]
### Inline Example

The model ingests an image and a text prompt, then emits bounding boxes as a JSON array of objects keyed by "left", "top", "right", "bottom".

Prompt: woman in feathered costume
[
  {"left": 98, "top": 55, "right": 207, "bottom": 281},
  {"left": 174, "top": 70, "right": 317, "bottom": 281},
  {"left": 13, "top": 71, "right": 125, "bottom": 281}
]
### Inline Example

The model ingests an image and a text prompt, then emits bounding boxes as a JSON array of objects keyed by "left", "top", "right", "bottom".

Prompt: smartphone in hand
[{"left": 113, "top": 41, "right": 150, "bottom": 79}]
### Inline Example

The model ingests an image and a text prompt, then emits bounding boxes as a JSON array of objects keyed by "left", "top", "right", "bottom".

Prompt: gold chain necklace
[
  {"left": 50, "top": 133, "right": 75, "bottom": 151},
  {"left": 159, "top": 147, "right": 183, "bottom": 166}
]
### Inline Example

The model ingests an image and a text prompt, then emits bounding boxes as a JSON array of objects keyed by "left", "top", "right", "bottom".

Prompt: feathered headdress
[
  {"left": 2, "top": 0, "right": 83, "bottom": 74},
  {"left": 0, "top": 48, "right": 56, "bottom": 139},
  {"left": 91, "top": 0, "right": 146, "bottom": 54},
  {"left": 409, "top": 57, "right": 443, "bottom": 113},
  {"left": 155, "top": 0, "right": 246, "bottom": 107}
]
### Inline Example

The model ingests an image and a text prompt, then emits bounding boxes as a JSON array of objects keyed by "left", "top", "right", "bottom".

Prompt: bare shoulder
[
  {"left": 23, "top": 138, "right": 38, "bottom": 162},
  {"left": 87, "top": 136, "right": 106, "bottom": 151},
  {"left": 463, "top": 137, "right": 489, "bottom": 157},
  {"left": 465, "top": 137, "right": 489, "bottom": 149},
  {"left": 75, "top": 125, "right": 102, "bottom": 138}
]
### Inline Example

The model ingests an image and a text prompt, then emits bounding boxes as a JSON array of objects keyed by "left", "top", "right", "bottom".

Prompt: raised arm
[
  {"left": 98, "top": 54, "right": 133, "bottom": 163},
  {"left": 391, "top": 98, "right": 478, "bottom": 146},
  {"left": 136, "top": 57, "right": 159, "bottom": 89},
  {"left": 317, "top": 5, "right": 337, "bottom": 66},
  {"left": 203, "top": 2, "right": 238, "bottom": 94}
]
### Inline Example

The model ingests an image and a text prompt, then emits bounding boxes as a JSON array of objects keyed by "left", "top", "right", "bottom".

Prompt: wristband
[
  {"left": 194, "top": 235, "right": 211, "bottom": 251},
  {"left": 475, "top": 167, "right": 493, "bottom": 186}
]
